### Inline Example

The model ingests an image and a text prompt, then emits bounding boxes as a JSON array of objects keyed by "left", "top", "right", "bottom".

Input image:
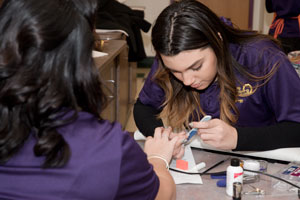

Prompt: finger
[
  {"left": 189, "top": 121, "right": 195, "bottom": 128},
  {"left": 201, "top": 118, "right": 219, "bottom": 127},
  {"left": 198, "top": 128, "right": 214, "bottom": 135},
  {"left": 169, "top": 131, "right": 176, "bottom": 139},
  {"left": 177, "top": 131, "right": 186, "bottom": 136},
  {"left": 196, "top": 121, "right": 210, "bottom": 129},
  {"left": 153, "top": 127, "right": 163, "bottom": 139},
  {"left": 174, "top": 146, "right": 185, "bottom": 159},
  {"left": 199, "top": 132, "right": 216, "bottom": 141},
  {"left": 178, "top": 131, "right": 188, "bottom": 139},
  {"left": 162, "top": 126, "right": 172, "bottom": 139},
  {"left": 172, "top": 146, "right": 180, "bottom": 157},
  {"left": 146, "top": 136, "right": 153, "bottom": 141},
  {"left": 198, "top": 133, "right": 215, "bottom": 143},
  {"left": 193, "top": 119, "right": 216, "bottom": 129},
  {"left": 169, "top": 130, "right": 180, "bottom": 139},
  {"left": 170, "top": 136, "right": 181, "bottom": 148},
  {"left": 175, "top": 135, "right": 186, "bottom": 147},
  {"left": 169, "top": 130, "right": 187, "bottom": 140}
]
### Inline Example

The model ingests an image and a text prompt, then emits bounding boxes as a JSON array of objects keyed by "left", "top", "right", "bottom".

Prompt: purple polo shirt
[
  {"left": 0, "top": 112, "right": 159, "bottom": 199},
  {"left": 267, "top": 0, "right": 300, "bottom": 38},
  {"left": 139, "top": 39, "right": 300, "bottom": 127}
]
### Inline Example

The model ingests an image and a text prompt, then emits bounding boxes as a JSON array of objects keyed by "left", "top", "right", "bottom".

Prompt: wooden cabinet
[
  {"left": 94, "top": 40, "right": 132, "bottom": 128},
  {"left": 98, "top": 58, "right": 116, "bottom": 122},
  {"left": 197, "top": 0, "right": 251, "bottom": 30}
]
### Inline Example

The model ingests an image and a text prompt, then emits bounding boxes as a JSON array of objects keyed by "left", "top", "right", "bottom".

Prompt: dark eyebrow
[{"left": 165, "top": 59, "right": 203, "bottom": 72}]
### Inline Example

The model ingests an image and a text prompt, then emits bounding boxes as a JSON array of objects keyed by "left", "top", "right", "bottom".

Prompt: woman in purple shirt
[
  {"left": 134, "top": 0, "right": 300, "bottom": 154},
  {"left": 0, "top": 0, "right": 180, "bottom": 199}
]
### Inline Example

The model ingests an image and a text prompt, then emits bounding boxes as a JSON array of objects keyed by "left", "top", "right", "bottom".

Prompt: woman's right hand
[{"left": 144, "top": 127, "right": 179, "bottom": 163}]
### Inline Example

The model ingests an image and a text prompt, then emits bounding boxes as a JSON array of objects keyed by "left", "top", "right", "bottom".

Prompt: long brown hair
[{"left": 151, "top": 0, "right": 280, "bottom": 130}]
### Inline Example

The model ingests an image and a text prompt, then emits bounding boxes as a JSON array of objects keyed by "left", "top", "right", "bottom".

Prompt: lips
[{"left": 191, "top": 83, "right": 200, "bottom": 88}]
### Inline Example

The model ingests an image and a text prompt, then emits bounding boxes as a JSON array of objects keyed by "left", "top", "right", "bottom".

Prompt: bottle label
[{"left": 234, "top": 172, "right": 243, "bottom": 179}]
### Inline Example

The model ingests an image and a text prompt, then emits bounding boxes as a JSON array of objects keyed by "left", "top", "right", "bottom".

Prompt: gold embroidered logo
[{"left": 236, "top": 83, "right": 255, "bottom": 103}]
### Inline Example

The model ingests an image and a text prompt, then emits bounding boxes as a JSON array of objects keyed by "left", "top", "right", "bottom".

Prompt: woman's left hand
[{"left": 191, "top": 118, "right": 238, "bottom": 150}]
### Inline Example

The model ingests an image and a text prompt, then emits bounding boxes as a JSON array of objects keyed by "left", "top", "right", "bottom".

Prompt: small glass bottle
[
  {"left": 226, "top": 158, "right": 243, "bottom": 197},
  {"left": 233, "top": 182, "right": 242, "bottom": 200}
]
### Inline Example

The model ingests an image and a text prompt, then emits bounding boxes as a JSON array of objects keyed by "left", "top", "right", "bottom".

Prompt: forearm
[
  {"left": 133, "top": 98, "right": 164, "bottom": 137},
  {"left": 235, "top": 121, "right": 300, "bottom": 151},
  {"left": 148, "top": 159, "right": 176, "bottom": 200}
]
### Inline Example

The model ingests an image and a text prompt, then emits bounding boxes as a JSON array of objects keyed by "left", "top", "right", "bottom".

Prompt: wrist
[{"left": 147, "top": 155, "right": 170, "bottom": 170}]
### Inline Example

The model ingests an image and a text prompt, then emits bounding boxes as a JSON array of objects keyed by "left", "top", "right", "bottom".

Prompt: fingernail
[{"left": 189, "top": 122, "right": 193, "bottom": 127}]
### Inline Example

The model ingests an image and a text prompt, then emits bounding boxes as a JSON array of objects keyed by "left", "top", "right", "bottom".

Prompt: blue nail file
[
  {"left": 186, "top": 128, "right": 198, "bottom": 141},
  {"left": 183, "top": 115, "right": 212, "bottom": 144}
]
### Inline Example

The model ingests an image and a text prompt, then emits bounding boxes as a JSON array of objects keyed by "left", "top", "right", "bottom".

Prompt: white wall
[
  {"left": 263, "top": 7, "right": 274, "bottom": 34},
  {"left": 124, "top": 0, "right": 170, "bottom": 57},
  {"left": 252, "top": 0, "right": 273, "bottom": 34}
]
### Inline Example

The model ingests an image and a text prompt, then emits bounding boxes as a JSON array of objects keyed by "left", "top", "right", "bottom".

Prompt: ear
[{"left": 218, "top": 32, "right": 223, "bottom": 41}]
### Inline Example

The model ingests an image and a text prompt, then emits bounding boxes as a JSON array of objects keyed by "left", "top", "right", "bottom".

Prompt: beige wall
[{"left": 197, "top": 0, "right": 250, "bottom": 30}]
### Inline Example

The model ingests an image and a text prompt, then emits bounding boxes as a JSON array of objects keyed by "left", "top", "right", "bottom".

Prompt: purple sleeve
[
  {"left": 263, "top": 51, "right": 300, "bottom": 123},
  {"left": 231, "top": 40, "right": 300, "bottom": 125},
  {"left": 115, "top": 132, "right": 159, "bottom": 199},
  {"left": 233, "top": 41, "right": 300, "bottom": 151},
  {"left": 138, "top": 58, "right": 165, "bottom": 109}
]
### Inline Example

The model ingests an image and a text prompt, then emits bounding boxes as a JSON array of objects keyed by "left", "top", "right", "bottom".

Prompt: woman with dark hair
[
  {"left": 0, "top": 0, "right": 178, "bottom": 199},
  {"left": 134, "top": 0, "right": 300, "bottom": 155}
]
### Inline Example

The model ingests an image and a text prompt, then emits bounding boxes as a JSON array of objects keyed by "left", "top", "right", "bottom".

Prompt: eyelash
[
  {"left": 192, "top": 65, "right": 202, "bottom": 71},
  {"left": 170, "top": 64, "right": 202, "bottom": 73}
]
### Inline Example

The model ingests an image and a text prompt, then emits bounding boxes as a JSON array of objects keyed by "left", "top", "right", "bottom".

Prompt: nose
[{"left": 182, "top": 72, "right": 193, "bottom": 86}]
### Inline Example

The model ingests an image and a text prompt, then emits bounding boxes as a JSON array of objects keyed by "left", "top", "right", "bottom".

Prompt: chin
[{"left": 196, "top": 85, "right": 209, "bottom": 91}]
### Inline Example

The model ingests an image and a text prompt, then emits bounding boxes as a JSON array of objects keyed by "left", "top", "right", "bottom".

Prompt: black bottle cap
[{"left": 231, "top": 158, "right": 241, "bottom": 167}]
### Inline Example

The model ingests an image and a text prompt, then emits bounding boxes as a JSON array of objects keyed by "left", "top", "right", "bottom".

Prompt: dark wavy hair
[
  {"left": 0, "top": 0, "right": 107, "bottom": 167},
  {"left": 152, "top": 0, "right": 279, "bottom": 129}
]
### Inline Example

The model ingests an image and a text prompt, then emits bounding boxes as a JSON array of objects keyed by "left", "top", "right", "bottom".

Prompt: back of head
[{"left": 0, "top": 0, "right": 105, "bottom": 167}]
